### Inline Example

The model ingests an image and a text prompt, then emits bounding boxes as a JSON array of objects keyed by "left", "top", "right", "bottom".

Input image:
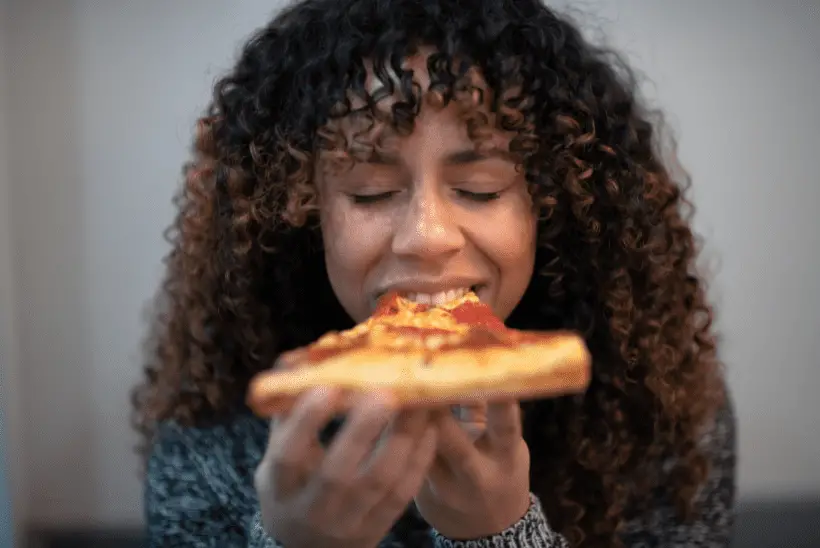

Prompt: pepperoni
[
  {"left": 449, "top": 302, "right": 506, "bottom": 331},
  {"left": 306, "top": 340, "right": 366, "bottom": 362},
  {"left": 463, "top": 327, "right": 508, "bottom": 344},
  {"left": 306, "top": 294, "right": 512, "bottom": 364}
]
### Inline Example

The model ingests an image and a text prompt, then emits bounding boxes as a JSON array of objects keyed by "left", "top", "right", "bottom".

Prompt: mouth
[{"left": 375, "top": 284, "right": 486, "bottom": 307}]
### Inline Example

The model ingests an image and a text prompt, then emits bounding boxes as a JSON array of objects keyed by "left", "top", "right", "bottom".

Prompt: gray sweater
[{"left": 144, "top": 402, "right": 735, "bottom": 547}]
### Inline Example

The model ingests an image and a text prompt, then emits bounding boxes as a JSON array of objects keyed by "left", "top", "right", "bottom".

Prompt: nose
[{"left": 391, "top": 187, "right": 465, "bottom": 259}]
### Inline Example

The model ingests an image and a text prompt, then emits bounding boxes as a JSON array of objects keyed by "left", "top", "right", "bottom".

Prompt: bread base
[{"left": 247, "top": 332, "right": 591, "bottom": 416}]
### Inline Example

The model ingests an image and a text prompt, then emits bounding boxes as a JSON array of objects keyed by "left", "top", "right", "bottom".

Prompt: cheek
[
  {"left": 321, "top": 205, "right": 392, "bottom": 317},
  {"left": 322, "top": 207, "right": 367, "bottom": 280},
  {"left": 470, "top": 203, "right": 537, "bottom": 317},
  {"left": 477, "top": 207, "right": 537, "bottom": 272},
  {"left": 496, "top": 223, "right": 536, "bottom": 266}
]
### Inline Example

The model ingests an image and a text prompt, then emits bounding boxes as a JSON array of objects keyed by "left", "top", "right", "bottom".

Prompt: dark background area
[{"left": 26, "top": 499, "right": 820, "bottom": 548}]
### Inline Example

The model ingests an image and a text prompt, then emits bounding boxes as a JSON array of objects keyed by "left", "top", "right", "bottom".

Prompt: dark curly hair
[{"left": 132, "top": 0, "right": 725, "bottom": 546}]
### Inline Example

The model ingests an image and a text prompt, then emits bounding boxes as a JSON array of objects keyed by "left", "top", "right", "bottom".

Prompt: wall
[
  {"left": 0, "top": 0, "right": 26, "bottom": 543},
  {"left": 3, "top": 0, "right": 291, "bottom": 528},
  {"left": 556, "top": 0, "right": 820, "bottom": 498},
  {"left": 1, "top": 0, "right": 817, "bottom": 531}
]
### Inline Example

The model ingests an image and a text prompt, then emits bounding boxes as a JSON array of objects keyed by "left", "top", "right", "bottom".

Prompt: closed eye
[
  {"left": 349, "top": 191, "right": 398, "bottom": 204},
  {"left": 456, "top": 189, "right": 502, "bottom": 202},
  {"left": 349, "top": 189, "right": 503, "bottom": 204}
]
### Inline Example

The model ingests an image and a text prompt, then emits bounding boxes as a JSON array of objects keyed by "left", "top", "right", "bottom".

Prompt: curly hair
[{"left": 132, "top": 0, "right": 725, "bottom": 546}]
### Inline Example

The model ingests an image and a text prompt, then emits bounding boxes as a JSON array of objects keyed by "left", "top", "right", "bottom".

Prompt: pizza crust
[{"left": 247, "top": 330, "right": 591, "bottom": 416}]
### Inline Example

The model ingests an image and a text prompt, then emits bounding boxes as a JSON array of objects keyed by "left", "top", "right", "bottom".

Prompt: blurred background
[{"left": 0, "top": 1, "right": 818, "bottom": 546}]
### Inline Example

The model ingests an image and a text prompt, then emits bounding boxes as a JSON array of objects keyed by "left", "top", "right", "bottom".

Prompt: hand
[
  {"left": 450, "top": 402, "right": 488, "bottom": 441},
  {"left": 254, "top": 388, "right": 438, "bottom": 548},
  {"left": 415, "top": 400, "right": 532, "bottom": 540}
]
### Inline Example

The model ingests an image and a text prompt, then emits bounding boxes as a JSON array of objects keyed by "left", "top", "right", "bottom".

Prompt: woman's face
[{"left": 316, "top": 54, "right": 538, "bottom": 323}]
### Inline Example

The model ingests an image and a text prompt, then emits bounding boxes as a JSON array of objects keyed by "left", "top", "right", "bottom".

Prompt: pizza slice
[{"left": 246, "top": 290, "right": 591, "bottom": 416}]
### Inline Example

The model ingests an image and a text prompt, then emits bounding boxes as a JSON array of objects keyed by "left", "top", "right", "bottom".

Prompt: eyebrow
[{"left": 368, "top": 148, "right": 515, "bottom": 166}]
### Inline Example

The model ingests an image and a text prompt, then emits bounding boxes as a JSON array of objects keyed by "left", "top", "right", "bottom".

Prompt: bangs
[{"left": 315, "top": 45, "right": 539, "bottom": 172}]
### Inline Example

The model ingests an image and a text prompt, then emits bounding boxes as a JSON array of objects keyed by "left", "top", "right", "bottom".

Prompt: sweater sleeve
[
  {"left": 144, "top": 421, "right": 283, "bottom": 548},
  {"left": 621, "top": 397, "right": 737, "bottom": 547},
  {"left": 248, "top": 512, "right": 283, "bottom": 548},
  {"left": 431, "top": 493, "right": 569, "bottom": 548}
]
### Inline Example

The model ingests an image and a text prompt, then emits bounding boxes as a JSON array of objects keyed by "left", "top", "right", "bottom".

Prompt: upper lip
[{"left": 375, "top": 279, "right": 484, "bottom": 298}]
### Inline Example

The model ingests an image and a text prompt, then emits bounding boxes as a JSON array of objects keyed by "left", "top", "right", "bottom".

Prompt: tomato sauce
[
  {"left": 391, "top": 326, "right": 453, "bottom": 337},
  {"left": 372, "top": 293, "right": 401, "bottom": 318},
  {"left": 449, "top": 302, "right": 506, "bottom": 331}
]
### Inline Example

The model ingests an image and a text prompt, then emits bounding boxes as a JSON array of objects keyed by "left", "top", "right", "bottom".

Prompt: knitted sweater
[{"left": 144, "top": 401, "right": 736, "bottom": 547}]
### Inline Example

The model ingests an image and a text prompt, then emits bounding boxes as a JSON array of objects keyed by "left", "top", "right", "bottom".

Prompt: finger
[
  {"left": 266, "top": 388, "right": 340, "bottom": 494},
  {"left": 268, "top": 387, "right": 340, "bottom": 451},
  {"left": 366, "top": 408, "right": 430, "bottom": 468},
  {"left": 434, "top": 411, "right": 482, "bottom": 477},
  {"left": 364, "top": 424, "right": 438, "bottom": 531},
  {"left": 452, "top": 401, "right": 488, "bottom": 441},
  {"left": 453, "top": 401, "right": 488, "bottom": 423},
  {"left": 485, "top": 399, "right": 523, "bottom": 450},
  {"left": 355, "top": 409, "right": 431, "bottom": 505},
  {"left": 314, "top": 391, "right": 396, "bottom": 493}
]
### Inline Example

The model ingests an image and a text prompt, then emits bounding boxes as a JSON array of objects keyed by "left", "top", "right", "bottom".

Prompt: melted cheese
[
  {"left": 319, "top": 291, "right": 489, "bottom": 353},
  {"left": 364, "top": 291, "right": 480, "bottom": 332}
]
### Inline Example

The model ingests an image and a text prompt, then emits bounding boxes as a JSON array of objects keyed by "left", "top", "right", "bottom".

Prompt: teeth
[{"left": 407, "top": 287, "right": 469, "bottom": 305}]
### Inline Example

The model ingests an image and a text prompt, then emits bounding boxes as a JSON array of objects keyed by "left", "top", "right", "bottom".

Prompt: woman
[{"left": 133, "top": 0, "right": 735, "bottom": 546}]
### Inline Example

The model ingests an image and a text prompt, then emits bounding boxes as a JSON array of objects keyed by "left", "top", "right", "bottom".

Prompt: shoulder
[
  {"left": 681, "top": 380, "right": 737, "bottom": 501},
  {"left": 146, "top": 411, "right": 269, "bottom": 506},
  {"left": 143, "top": 412, "right": 271, "bottom": 540},
  {"left": 149, "top": 411, "right": 269, "bottom": 464},
  {"left": 704, "top": 387, "right": 736, "bottom": 458},
  {"left": 621, "top": 383, "right": 737, "bottom": 543},
  {"left": 695, "top": 384, "right": 737, "bottom": 507},
  {"left": 666, "top": 381, "right": 737, "bottom": 507}
]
